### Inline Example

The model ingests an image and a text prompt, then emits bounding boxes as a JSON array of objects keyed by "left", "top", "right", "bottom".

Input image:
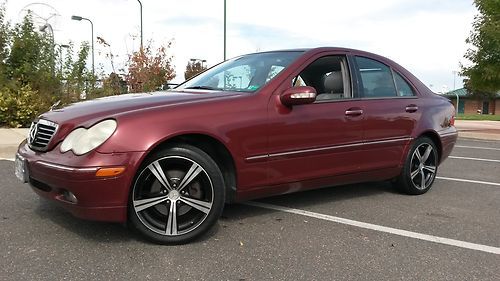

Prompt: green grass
[{"left": 456, "top": 114, "right": 500, "bottom": 121}]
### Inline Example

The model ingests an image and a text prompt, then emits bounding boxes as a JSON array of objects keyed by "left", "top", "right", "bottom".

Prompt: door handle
[
  {"left": 405, "top": 105, "right": 418, "bottom": 113},
  {"left": 345, "top": 108, "right": 363, "bottom": 116}
]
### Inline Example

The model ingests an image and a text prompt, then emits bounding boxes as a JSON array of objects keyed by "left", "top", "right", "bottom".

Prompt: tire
[
  {"left": 128, "top": 144, "right": 225, "bottom": 244},
  {"left": 396, "top": 137, "right": 438, "bottom": 195}
]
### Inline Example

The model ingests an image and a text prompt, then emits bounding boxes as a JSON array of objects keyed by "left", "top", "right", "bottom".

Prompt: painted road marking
[
  {"left": 459, "top": 138, "right": 500, "bottom": 144},
  {"left": 0, "top": 158, "right": 14, "bottom": 161},
  {"left": 455, "top": 145, "right": 500, "bottom": 151},
  {"left": 245, "top": 201, "right": 500, "bottom": 255},
  {"left": 436, "top": 176, "right": 500, "bottom": 187},
  {"left": 449, "top": 156, "right": 500, "bottom": 163}
]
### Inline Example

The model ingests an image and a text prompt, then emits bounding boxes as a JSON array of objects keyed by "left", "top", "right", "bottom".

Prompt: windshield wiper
[{"left": 184, "top": 85, "right": 219, "bottom": 90}]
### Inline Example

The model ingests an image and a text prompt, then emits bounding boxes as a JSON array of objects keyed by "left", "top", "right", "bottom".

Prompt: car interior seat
[{"left": 316, "top": 72, "right": 344, "bottom": 101}]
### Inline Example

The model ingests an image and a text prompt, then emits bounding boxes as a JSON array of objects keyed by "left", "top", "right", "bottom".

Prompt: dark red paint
[{"left": 16, "top": 47, "right": 458, "bottom": 222}]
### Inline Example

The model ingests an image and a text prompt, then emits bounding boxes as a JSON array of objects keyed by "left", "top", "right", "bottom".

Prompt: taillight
[{"left": 450, "top": 115, "right": 455, "bottom": 126}]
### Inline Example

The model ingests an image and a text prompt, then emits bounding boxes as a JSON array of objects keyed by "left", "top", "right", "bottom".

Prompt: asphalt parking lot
[{"left": 0, "top": 137, "right": 499, "bottom": 281}]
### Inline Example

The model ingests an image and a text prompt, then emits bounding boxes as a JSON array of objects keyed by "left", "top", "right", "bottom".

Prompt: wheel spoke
[
  {"left": 421, "top": 145, "right": 433, "bottom": 163},
  {"left": 165, "top": 201, "right": 178, "bottom": 235},
  {"left": 423, "top": 165, "right": 436, "bottom": 174},
  {"left": 420, "top": 170, "right": 426, "bottom": 189},
  {"left": 180, "top": 196, "right": 212, "bottom": 214},
  {"left": 414, "top": 148, "right": 423, "bottom": 163},
  {"left": 177, "top": 163, "right": 203, "bottom": 192},
  {"left": 134, "top": 195, "right": 169, "bottom": 212},
  {"left": 148, "top": 161, "right": 173, "bottom": 191},
  {"left": 410, "top": 168, "right": 420, "bottom": 179}
]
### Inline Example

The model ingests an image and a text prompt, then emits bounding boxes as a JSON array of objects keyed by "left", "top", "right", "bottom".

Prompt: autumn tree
[
  {"left": 184, "top": 60, "right": 207, "bottom": 80},
  {"left": 126, "top": 41, "right": 175, "bottom": 93},
  {"left": 461, "top": 0, "right": 500, "bottom": 96}
]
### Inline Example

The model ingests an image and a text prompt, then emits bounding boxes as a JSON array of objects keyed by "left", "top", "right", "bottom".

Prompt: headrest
[{"left": 323, "top": 72, "right": 343, "bottom": 93}]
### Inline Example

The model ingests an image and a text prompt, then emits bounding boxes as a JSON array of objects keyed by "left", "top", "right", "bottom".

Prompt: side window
[
  {"left": 355, "top": 57, "right": 397, "bottom": 98},
  {"left": 394, "top": 72, "right": 415, "bottom": 96},
  {"left": 292, "top": 55, "right": 351, "bottom": 101}
]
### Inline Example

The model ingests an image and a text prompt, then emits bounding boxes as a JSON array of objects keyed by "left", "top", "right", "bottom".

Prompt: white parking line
[
  {"left": 455, "top": 145, "right": 500, "bottom": 151},
  {"left": 0, "top": 158, "right": 14, "bottom": 162},
  {"left": 459, "top": 138, "right": 500, "bottom": 144},
  {"left": 449, "top": 156, "right": 500, "bottom": 163},
  {"left": 436, "top": 176, "right": 500, "bottom": 187},
  {"left": 245, "top": 201, "right": 500, "bottom": 255}
]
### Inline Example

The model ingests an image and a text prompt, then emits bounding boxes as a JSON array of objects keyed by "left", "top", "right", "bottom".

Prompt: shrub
[{"left": 0, "top": 84, "right": 51, "bottom": 127}]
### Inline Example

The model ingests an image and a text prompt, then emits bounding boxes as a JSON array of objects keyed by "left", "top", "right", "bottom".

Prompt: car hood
[{"left": 40, "top": 90, "right": 240, "bottom": 125}]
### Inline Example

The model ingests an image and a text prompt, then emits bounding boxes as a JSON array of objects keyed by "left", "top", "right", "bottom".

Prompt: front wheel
[
  {"left": 128, "top": 145, "right": 225, "bottom": 244},
  {"left": 396, "top": 137, "right": 438, "bottom": 195}
]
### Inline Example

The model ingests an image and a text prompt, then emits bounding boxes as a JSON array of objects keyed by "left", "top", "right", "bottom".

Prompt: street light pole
[
  {"left": 223, "top": 0, "right": 226, "bottom": 61},
  {"left": 190, "top": 58, "right": 207, "bottom": 67},
  {"left": 71, "top": 15, "right": 94, "bottom": 76},
  {"left": 137, "top": 0, "right": 143, "bottom": 50}
]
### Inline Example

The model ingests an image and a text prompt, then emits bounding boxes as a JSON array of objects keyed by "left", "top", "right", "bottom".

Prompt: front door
[
  {"left": 266, "top": 54, "right": 365, "bottom": 185},
  {"left": 482, "top": 101, "right": 489, "bottom": 114}
]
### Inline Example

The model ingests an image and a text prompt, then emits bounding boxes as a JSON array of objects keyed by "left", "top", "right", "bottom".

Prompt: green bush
[{"left": 0, "top": 85, "right": 50, "bottom": 127}]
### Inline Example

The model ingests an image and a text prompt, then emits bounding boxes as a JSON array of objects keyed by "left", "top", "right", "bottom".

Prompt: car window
[
  {"left": 355, "top": 56, "right": 397, "bottom": 98},
  {"left": 394, "top": 72, "right": 415, "bottom": 96},
  {"left": 207, "top": 65, "right": 253, "bottom": 90},
  {"left": 266, "top": 65, "right": 286, "bottom": 82},
  {"left": 178, "top": 51, "right": 303, "bottom": 92},
  {"left": 292, "top": 55, "right": 351, "bottom": 101}
]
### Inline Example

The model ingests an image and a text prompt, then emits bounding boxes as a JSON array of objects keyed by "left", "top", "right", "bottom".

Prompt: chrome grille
[{"left": 28, "top": 119, "right": 59, "bottom": 151}]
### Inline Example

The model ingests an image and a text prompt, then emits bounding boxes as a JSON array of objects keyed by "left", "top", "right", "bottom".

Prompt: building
[{"left": 443, "top": 88, "right": 500, "bottom": 115}]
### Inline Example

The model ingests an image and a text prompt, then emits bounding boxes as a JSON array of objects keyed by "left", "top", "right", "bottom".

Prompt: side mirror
[{"left": 280, "top": 86, "right": 317, "bottom": 107}]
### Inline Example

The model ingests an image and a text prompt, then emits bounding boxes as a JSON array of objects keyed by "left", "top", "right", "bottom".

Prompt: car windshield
[{"left": 176, "top": 51, "right": 303, "bottom": 93}]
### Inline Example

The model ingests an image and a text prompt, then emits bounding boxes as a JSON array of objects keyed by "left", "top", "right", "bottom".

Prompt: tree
[
  {"left": 461, "top": 0, "right": 500, "bottom": 96},
  {"left": 7, "top": 11, "right": 57, "bottom": 95},
  {"left": 63, "top": 42, "right": 94, "bottom": 102},
  {"left": 126, "top": 41, "right": 175, "bottom": 93},
  {"left": 184, "top": 60, "right": 207, "bottom": 80}
]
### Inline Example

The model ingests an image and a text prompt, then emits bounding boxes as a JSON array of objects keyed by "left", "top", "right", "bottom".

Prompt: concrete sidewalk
[
  {"left": 0, "top": 128, "right": 28, "bottom": 159},
  {"left": 0, "top": 120, "right": 498, "bottom": 159},
  {"left": 455, "top": 120, "right": 500, "bottom": 141}
]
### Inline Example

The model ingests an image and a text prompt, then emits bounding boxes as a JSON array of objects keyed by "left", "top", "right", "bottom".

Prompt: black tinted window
[{"left": 356, "top": 57, "right": 397, "bottom": 98}]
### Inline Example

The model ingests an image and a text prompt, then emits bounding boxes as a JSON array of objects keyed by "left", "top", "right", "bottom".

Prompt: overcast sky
[{"left": 4, "top": 0, "right": 476, "bottom": 92}]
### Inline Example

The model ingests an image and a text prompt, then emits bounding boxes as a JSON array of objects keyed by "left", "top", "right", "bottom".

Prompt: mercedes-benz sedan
[{"left": 15, "top": 47, "right": 458, "bottom": 244}]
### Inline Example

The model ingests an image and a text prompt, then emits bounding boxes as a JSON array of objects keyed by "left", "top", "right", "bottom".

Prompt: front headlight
[{"left": 60, "top": 119, "right": 117, "bottom": 155}]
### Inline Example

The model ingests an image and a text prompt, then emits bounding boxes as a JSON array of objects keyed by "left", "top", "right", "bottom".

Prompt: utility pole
[
  {"left": 223, "top": 0, "right": 226, "bottom": 60},
  {"left": 137, "top": 0, "right": 143, "bottom": 50}
]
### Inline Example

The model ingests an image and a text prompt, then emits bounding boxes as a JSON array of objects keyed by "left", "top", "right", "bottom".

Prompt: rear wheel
[
  {"left": 396, "top": 137, "right": 438, "bottom": 195},
  {"left": 129, "top": 145, "right": 225, "bottom": 244}
]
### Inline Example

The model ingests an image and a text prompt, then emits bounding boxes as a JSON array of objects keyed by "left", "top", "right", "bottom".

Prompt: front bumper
[{"left": 17, "top": 140, "right": 145, "bottom": 222}]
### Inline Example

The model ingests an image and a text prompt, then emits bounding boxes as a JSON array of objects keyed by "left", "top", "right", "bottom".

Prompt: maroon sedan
[{"left": 15, "top": 47, "right": 457, "bottom": 244}]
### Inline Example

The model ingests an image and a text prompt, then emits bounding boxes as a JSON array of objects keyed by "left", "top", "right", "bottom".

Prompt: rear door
[{"left": 353, "top": 56, "right": 420, "bottom": 170}]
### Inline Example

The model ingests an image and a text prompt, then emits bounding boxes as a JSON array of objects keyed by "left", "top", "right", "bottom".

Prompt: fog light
[{"left": 63, "top": 190, "right": 78, "bottom": 204}]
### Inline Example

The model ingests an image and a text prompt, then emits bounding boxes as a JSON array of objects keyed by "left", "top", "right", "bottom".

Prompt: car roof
[{"left": 249, "top": 47, "right": 368, "bottom": 54}]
